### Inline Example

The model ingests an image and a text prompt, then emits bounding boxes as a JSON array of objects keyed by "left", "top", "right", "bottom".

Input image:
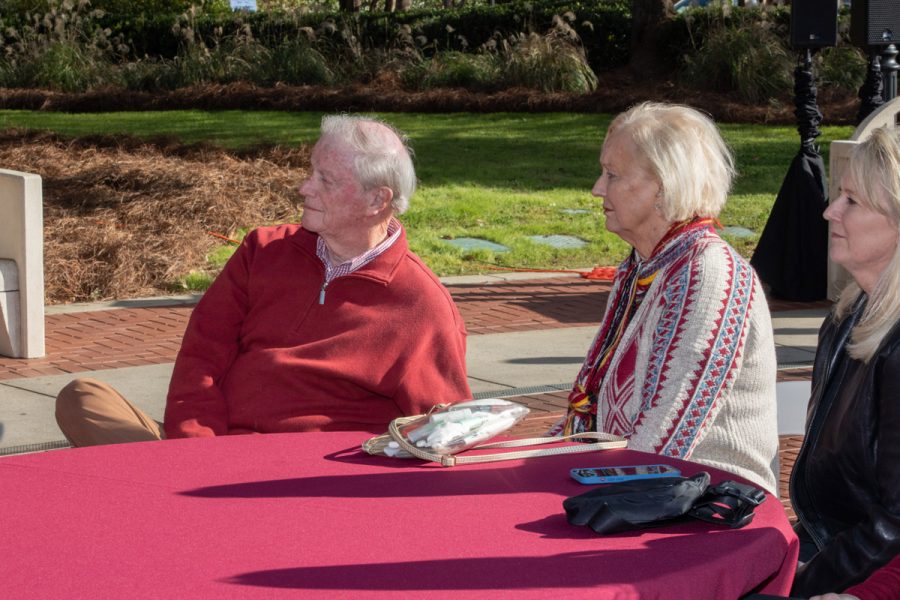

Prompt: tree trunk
[
  {"left": 339, "top": 0, "right": 361, "bottom": 12},
  {"left": 384, "top": 0, "right": 396, "bottom": 11},
  {"left": 397, "top": 0, "right": 411, "bottom": 10},
  {"left": 629, "top": 0, "right": 674, "bottom": 77}
]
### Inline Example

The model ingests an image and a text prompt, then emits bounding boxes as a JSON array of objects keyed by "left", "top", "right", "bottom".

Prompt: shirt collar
[{"left": 316, "top": 218, "right": 402, "bottom": 282}]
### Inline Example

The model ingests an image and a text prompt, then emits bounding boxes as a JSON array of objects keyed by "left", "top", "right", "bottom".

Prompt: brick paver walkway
[
  {"left": 448, "top": 277, "right": 611, "bottom": 333},
  {"left": 0, "top": 307, "right": 192, "bottom": 381}
]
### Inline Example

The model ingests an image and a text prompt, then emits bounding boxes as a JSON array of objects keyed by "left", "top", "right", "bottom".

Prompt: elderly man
[{"left": 56, "top": 115, "right": 472, "bottom": 446}]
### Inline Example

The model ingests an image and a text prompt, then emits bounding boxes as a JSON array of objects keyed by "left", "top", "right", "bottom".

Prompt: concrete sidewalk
[{"left": 0, "top": 272, "right": 828, "bottom": 455}]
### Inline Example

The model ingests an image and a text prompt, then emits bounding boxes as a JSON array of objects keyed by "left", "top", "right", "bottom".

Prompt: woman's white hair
[
  {"left": 606, "top": 102, "right": 736, "bottom": 222},
  {"left": 320, "top": 114, "right": 416, "bottom": 214},
  {"left": 834, "top": 125, "right": 900, "bottom": 362}
]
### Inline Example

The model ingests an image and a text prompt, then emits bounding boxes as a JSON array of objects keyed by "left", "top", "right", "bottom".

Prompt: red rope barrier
[
  {"left": 207, "top": 231, "right": 241, "bottom": 245},
  {"left": 478, "top": 263, "right": 616, "bottom": 281}
]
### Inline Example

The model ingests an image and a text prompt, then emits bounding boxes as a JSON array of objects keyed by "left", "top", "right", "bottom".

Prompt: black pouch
[
  {"left": 563, "top": 472, "right": 711, "bottom": 534},
  {"left": 688, "top": 479, "right": 767, "bottom": 529}
]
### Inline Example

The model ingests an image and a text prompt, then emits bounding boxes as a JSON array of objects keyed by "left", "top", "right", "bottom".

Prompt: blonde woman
[
  {"left": 790, "top": 126, "right": 900, "bottom": 596},
  {"left": 555, "top": 102, "right": 779, "bottom": 493}
]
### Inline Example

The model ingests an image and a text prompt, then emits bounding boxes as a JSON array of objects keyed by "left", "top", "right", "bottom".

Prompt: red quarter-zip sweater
[{"left": 164, "top": 223, "right": 471, "bottom": 437}]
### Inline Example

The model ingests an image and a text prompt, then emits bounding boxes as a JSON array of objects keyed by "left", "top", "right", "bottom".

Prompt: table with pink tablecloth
[{"left": 0, "top": 431, "right": 798, "bottom": 599}]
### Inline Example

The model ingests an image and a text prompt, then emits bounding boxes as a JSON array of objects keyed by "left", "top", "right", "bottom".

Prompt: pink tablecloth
[{"left": 0, "top": 432, "right": 798, "bottom": 599}]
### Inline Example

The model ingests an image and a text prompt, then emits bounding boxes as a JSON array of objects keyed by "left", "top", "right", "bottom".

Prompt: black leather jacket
[{"left": 790, "top": 296, "right": 900, "bottom": 596}]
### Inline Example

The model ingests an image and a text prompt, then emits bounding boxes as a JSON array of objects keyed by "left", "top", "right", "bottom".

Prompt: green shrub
[
  {"left": 93, "top": 0, "right": 631, "bottom": 73},
  {"left": 166, "top": 39, "right": 254, "bottom": 87},
  {"left": 664, "top": 3, "right": 862, "bottom": 101},
  {"left": 499, "top": 14, "right": 597, "bottom": 93},
  {"left": 259, "top": 37, "right": 333, "bottom": 86},
  {"left": 815, "top": 45, "right": 866, "bottom": 95},
  {"left": 659, "top": 3, "right": 790, "bottom": 70},
  {"left": 0, "top": 0, "right": 862, "bottom": 98},
  {"left": 0, "top": 0, "right": 226, "bottom": 13},
  {"left": 117, "top": 56, "right": 173, "bottom": 91},
  {"left": 0, "top": 0, "right": 125, "bottom": 92},
  {"left": 403, "top": 50, "right": 499, "bottom": 91},
  {"left": 151, "top": 11, "right": 269, "bottom": 87},
  {"left": 400, "top": 13, "right": 598, "bottom": 95},
  {"left": 32, "top": 40, "right": 116, "bottom": 91},
  {"left": 680, "top": 16, "right": 792, "bottom": 103}
]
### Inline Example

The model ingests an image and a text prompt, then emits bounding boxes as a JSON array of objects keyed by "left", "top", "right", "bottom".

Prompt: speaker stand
[
  {"left": 881, "top": 44, "right": 898, "bottom": 101},
  {"left": 857, "top": 51, "right": 884, "bottom": 125},
  {"left": 796, "top": 49, "right": 822, "bottom": 149}
]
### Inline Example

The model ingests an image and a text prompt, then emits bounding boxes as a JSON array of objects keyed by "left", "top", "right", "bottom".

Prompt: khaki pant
[{"left": 56, "top": 378, "right": 165, "bottom": 447}]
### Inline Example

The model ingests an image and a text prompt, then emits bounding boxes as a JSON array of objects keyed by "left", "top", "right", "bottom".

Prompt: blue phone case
[{"left": 570, "top": 464, "right": 681, "bottom": 484}]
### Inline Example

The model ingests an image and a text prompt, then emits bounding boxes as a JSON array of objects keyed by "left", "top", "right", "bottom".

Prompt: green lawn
[{"left": 0, "top": 109, "right": 854, "bottom": 276}]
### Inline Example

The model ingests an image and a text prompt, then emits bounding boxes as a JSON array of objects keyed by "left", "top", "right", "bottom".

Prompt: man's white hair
[{"left": 320, "top": 115, "right": 416, "bottom": 214}]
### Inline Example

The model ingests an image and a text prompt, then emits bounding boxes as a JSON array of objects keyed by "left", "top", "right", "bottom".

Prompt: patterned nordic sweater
[{"left": 570, "top": 228, "right": 779, "bottom": 493}]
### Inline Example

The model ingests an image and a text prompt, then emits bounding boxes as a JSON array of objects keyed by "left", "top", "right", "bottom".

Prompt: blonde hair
[
  {"left": 834, "top": 126, "right": 900, "bottom": 362},
  {"left": 607, "top": 102, "right": 736, "bottom": 222}
]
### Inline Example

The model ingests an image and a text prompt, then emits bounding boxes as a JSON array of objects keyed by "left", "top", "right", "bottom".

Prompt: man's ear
[{"left": 367, "top": 186, "right": 393, "bottom": 215}]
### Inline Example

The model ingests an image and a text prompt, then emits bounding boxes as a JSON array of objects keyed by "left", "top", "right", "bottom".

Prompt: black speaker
[
  {"left": 851, "top": 0, "right": 900, "bottom": 47},
  {"left": 791, "top": 0, "right": 839, "bottom": 49}
]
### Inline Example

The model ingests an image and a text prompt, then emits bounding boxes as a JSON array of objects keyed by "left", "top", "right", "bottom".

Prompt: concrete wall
[{"left": 0, "top": 169, "right": 45, "bottom": 358}]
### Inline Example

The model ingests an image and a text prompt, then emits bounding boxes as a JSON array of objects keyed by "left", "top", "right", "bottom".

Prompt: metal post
[{"left": 881, "top": 43, "right": 898, "bottom": 101}]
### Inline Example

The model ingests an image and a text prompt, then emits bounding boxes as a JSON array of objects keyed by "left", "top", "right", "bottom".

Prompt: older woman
[
  {"left": 790, "top": 126, "right": 900, "bottom": 596},
  {"left": 556, "top": 102, "right": 778, "bottom": 493}
]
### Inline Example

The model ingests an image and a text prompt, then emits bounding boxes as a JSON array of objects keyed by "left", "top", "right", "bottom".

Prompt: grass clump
[
  {"left": 497, "top": 13, "right": 597, "bottom": 93},
  {"left": 397, "top": 14, "right": 599, "bottom": 94},
  {"left": 815, "top": 45, "right": 866, "bottom": 94},
  {"left": 402, "top": 50, "right": 499, "bottom": 91},
  {"left": 681, "top": 17, "right": 791, "bottom": 103},
  {"left": 261, "top": 37, "right": 333, "bottom": 86},
  {"left": 0, "top": 0, "right": 127, "bottom": 92}
]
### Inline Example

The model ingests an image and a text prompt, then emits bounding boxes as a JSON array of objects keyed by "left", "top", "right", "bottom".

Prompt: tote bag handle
[{"left": 387, "top": 419, "right": 627, "bottom": 467}]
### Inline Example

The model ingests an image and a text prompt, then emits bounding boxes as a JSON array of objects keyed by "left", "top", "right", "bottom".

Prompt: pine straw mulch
[
  {"left": 0, "top": 69, "right": 860, "bottom": 126},
  {"left": 0, "top": 130, "right": 306, "bottom": 304}
]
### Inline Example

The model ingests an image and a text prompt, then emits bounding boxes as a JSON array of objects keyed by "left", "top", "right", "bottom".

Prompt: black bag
[
  {"left": 563, "top": 472, "right": 710, "bottom": 534},
  {"left": 688, "top": 479, "right": 767, "bottom": 529},
  {"left": 563, "top": 472, "right": 767, "bottom": 535}
]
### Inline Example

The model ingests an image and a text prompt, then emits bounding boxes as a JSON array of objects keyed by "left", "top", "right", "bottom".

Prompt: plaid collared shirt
[{"left": 316, "top": 218, "right": 401, "bottom": 288}]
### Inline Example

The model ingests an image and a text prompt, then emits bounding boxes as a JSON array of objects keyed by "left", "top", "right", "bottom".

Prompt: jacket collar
[{"left": 289, "top": 221, "right": 408, "bottom": 285}]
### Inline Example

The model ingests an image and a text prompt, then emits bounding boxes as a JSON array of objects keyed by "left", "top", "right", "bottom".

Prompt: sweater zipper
[{"left": 317, "top": 270, "right": 385, "bottom": 306}]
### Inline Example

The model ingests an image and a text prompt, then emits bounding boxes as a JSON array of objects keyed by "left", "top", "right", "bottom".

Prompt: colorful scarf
[{"left": 563, "top": 218, "right": 715, "bottom": 435}]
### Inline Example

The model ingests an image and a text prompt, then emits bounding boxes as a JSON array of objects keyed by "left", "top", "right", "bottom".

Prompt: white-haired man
[{"left": 56, "top": 116, "right": 471, "bottom": 445}]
